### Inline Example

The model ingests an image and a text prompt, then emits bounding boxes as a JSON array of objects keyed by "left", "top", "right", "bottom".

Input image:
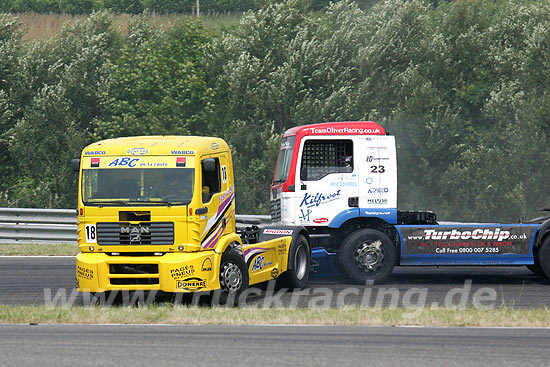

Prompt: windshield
[
  {"left": 83, "top": 168, "right": 194, "bottom": 206},
  {"left": 273, "top": 136, "right": 295, "bottom": 183}
]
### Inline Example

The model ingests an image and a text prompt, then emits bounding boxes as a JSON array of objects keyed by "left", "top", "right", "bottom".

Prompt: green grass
[
  {"left": 0, "top": 243, "right": 78, "bottom": 256},
  {"left": 2, "top": 305, "right": 550, "bottom": 326}
]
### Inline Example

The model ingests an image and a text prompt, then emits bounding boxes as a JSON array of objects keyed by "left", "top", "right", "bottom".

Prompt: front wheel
[
  {"left": 218, "top": 249, "right": 249, "bottom": 305},
  {"left": 277, "top": 234, "right": 311, "bottom": 289},
  {"left": 337, "top": 229, "right": 396, "bottom": 284}
]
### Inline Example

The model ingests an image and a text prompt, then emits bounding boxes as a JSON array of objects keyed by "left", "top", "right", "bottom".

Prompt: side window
[
  {"left": 201, "top": 158, "right": 221, "bottom": 203},
  {"left": 300, "top": 139, "right": 353, "bottom": 181}
]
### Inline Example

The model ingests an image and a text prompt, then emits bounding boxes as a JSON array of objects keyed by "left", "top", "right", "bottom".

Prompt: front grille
[
  {"left": 97, "top": 222, "right": 174, "bottom": 245},
  {"left": 109, "top": 264, "right": 159, "bottom": 275},
  {"left": 110, "top": 278, "right": 159, "bottom": 285},
  {"left": 270, "top": 199, "right": 281, "bottom": 222}
]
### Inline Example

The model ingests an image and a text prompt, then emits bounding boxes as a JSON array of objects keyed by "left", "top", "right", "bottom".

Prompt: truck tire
[
  {"left": 537, "top": 237, "right": 550, "bottom": 279},
  {"left": 526, "top": 264, "right": 543, "bottom": 275},
  {"left": 278, "top": 234, "right": 311, "bottom": 289},
  {"left": 526, "top": 246, "right": 543, "bottom": 275},
  {"left": 337, "top": 229, "right": 396, "bottom": 284},
  {"left": 218, "top": 249, "right": 249, "bottom": 305}
]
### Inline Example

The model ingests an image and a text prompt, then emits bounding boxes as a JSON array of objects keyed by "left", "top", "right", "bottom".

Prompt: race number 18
[{"left": 85, "top": 224, "right": 97, "bottom": 243}]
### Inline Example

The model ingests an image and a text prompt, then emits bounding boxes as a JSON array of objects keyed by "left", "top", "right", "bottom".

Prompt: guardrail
[{"left": 0, "top": 207, "right": 271, "bottom": 244}]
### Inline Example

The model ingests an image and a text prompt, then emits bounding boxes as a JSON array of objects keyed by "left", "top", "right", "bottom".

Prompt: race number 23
[{"left": 85, "top": 224, "right": 97, "bottom": 243}]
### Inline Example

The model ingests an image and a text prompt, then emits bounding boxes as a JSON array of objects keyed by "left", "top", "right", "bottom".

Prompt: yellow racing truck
[{"left": 73, "top": 136, "right": 310, "bottom": 303}]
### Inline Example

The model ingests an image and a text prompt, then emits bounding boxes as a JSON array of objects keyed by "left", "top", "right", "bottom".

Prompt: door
[{"left": 294, "top": 137, "right": 359, "bottom": 226}]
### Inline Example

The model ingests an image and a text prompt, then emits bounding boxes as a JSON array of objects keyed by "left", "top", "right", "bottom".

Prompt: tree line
[{"left": 1, "top": 0, "right": 550, "bottom": 223}]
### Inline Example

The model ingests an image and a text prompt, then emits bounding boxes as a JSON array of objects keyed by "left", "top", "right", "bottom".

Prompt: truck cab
[
  {"left": 75, "top": 136, "right": 310, "bottom": 300},
  {"left": 271, "top": 121, "right": 398, "bottom": 229}
]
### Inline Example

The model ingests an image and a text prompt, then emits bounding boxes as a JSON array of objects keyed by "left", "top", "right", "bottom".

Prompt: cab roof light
[{"left": 176, "top": 157, "right": 186, "bottom": 167}]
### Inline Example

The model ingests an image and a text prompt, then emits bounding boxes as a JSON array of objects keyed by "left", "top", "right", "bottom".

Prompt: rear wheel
[
  {"left": 337, "top": 229, "right": 396, "bottom": 284},
  {"left": 218, "top": 249, "right": 249, "bottom": 305},
  {"left": 526, "top": 246, "right": 543, "bottom": 275},
  {"left": 278, "top": 234, "right": 311, "bottom": 289},
  {"left": 526, "top": 264, "right": 543, "bottom": 275},
  {"left": 537, "top": 237, "right": 550, "bottom": 279}
]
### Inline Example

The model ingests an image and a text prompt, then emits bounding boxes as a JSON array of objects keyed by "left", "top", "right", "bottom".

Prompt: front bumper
[{"left": 76, "top": 251, "right": 220, "bottom": 293}]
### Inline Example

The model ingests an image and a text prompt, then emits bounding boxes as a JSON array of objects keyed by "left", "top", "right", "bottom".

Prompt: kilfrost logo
[{"left": 300, "top": 190, "right": 341, "bottom": 208}]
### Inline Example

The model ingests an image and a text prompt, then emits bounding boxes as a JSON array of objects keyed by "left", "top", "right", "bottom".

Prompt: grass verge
[
  {"left": 0, "top": 243, "right": 78, "bottom": 256},
  {"left": 1, "top": 305, "right": 550, "bottom": 327}
]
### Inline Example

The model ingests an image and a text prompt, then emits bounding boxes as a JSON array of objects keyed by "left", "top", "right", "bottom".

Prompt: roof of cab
[
  {"left": 82, "top": 136, "right": 229, "bottom": 156},
  {"left": 283, "top": 121, "right": 386, "bottom": 138}
]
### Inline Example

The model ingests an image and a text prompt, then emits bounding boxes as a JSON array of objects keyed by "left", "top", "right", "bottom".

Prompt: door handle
[{"left": 195, "top": 207, "right": 208, "bottom": 215}]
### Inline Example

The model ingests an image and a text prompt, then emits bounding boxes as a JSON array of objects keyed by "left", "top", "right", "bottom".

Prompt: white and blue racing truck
[{"left": 268, "top": 121, "right": 550, "bottom": 283}]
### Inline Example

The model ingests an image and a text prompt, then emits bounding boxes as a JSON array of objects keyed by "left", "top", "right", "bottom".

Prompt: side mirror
[
  {"left": 202, "top": 158, "right": 216, "bottom": 173},
  {"left": 71, "top": 159, "right": 80, "bottom": 172}
]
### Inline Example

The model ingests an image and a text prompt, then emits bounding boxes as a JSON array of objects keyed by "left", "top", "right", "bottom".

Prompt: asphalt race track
[
  {"left": 2, "top": 257, "right": 550, "bottom": 367},
  {"left": 1, "top": 257, "right": 550, "bottom": 308},
  {"left": 0, "top": 324, "right": 549, "bottom": 367}
]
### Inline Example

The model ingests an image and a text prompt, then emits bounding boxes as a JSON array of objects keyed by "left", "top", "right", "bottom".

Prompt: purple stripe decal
[
  {"left": 208, "top": 226, "right": 225, "bottom": 249},
  {"left": 204, "top": 224, "right": 224, "bottom": 249},
  {"left": 217, "top": 193, "right": 234, "bottom": 217}
]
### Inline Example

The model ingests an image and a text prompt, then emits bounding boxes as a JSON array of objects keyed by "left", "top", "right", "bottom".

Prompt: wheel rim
[
  {"left": 294, "top": 244, "right": 308, "bottom": 280},
  {"left": 220, "top": 261, "right": 243, "bottom": 293},
  {"left": 353, "top": 239, "right": 385, "bottom": 273}
]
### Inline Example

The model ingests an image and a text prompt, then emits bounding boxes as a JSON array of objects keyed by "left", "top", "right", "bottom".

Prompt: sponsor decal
[
  {"left": 127, "top": 147, "right": 149, "bottom": 155},
  {"left": 300, "top": 190, "right": 341, "bottom": 208},
  {"left": 201, "top": 258, "right": 213, "bottom": 272},
  {"left": 366, "top": 177, "right": 374, "bottom": 184},
  {"left": 251, "top": 255, "right": 272, "bottom": 272},
  {"left": 176, "top": 277, "right": 206, "bottom": 291},
  {"left": 76, "top": 266, "right": 94, "bottom": 280},
  {"left": 108, "top": 157, "right": 140, "bottom": 167},
  {"left": 400, "top": 226, "right": 537, "bottom": 256},
  {"left": 211, "top": 142, "right": 220, "bottom": 150},
  {"left": 299, "top": 208, "right": 312, "bottom": 222},
  {"left": 313, "top": 218, "right": 329, "bottom": 224},
  {"left": 271, "top": 268, "right": 279, "bottom": 278},
  {"left": 364, "top": 210, "right": 391, "bottom": 216},
  {"left": 244, "top": 247, "right": 268, "bottom": 263},
  {"left": 171, "top": 265, "right": 195, "bottom": 280},
  {"left": 84, "top": 151, "right": 106, "bottom": 155},
  {"left": 138, "top": 162, "right": 167, "bottom": 167},
  {"left": 366, "top": 155, "right": 390, "bottom": 162},
  {"left": 219, "top": 185, "right": 234, "bottom": 204},
  {"left": 366, "top": 146, "right": 388, "bottom": 150},
  {"left": 330, "top": 181, "right": 357, "bottom": 187},
  {"left": 263, "top": 229, "right": 293, "bottom": 235},
  {"left": 367, "top": 198, "right": 388, "bottom": 205},
  {"left": 171, "top": 150, "right": 194, "bottom": 155},
  {"left": 309, "top": 127, "right": 381, "bottom": 135},
  {"left": 277, "top": 243, "right": 287, "bottom": 255},
  {"left": 367, "top": 188, "right": 389, "bottom": 194}
]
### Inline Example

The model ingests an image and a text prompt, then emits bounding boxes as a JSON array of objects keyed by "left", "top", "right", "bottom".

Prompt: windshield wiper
[
  {"left": 85, "top": 200, "right": 129, "bottom": 206},
  {"left": 127, "top": 200, "right": 190, "bottom": 206}
]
